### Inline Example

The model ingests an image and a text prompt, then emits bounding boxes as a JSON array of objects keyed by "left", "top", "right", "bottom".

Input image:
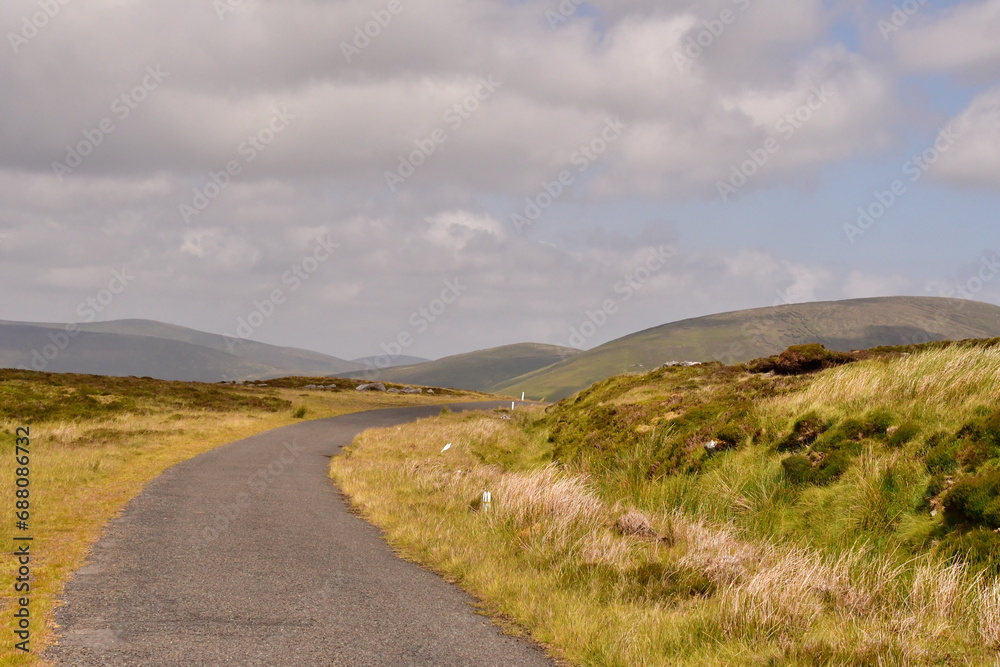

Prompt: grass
[
  {"left": 331, "top": 340, "right": 1000, "bottom": 665},
  {"left": 0, "top": 369, "right": 487, "bottom": 666}
]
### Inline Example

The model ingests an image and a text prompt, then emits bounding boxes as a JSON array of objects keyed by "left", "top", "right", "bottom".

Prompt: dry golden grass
[
  {"left": 764, "top": 345, "right": 1000, "bottom": 424},
  {"left": 0, "top": 382, "right": 483, "bottom": 667},
  {"left": 331, "top": 407, "right": 1000, "bottom": 665}
]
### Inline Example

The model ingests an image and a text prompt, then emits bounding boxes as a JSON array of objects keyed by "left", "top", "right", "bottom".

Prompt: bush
[
  {"left": 777, "top": 412, "right": 827, "bottom": 452},
  {"left": 936, "top": 528, "right": 1000, "bottom": 576},
  {"left": 943, "top": 470, "right": 1000, "bottom": 529},
  {"left": 887, "top": 421, "right": 921, "bottom": 447},
  {"left": 782, "top": 455, "right": 813, "bottom": 485},
  {"left": 745, "top": 344, "right": 856, "bottom": 375},
  {"left": 813, "top": 451, "right": 852, "bottom": 485},
  {"left": 292, "top": 405, "right": 308, "bottom": 419}
]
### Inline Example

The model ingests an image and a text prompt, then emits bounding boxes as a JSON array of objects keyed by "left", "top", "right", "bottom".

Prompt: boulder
[{"left": 356, "top": 382, "right": 387, "bottom": 392}]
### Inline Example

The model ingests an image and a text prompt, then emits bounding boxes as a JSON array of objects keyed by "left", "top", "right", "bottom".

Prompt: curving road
[{"left": 46, "top": 402, "right": 554, "bottom": 666}]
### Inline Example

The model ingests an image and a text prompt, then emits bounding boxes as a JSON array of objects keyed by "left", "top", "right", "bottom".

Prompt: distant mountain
[
  {"left": 343, "top": 343, "right": 581, "bottom": 392},
  {"left": 351, "top": 355, "right": 431, "bottom": 369},
  {"left": 0, "top": 319, "right": 363, "bottom": 381},
  {"left": 494, "top": 297, "right": 1000, "bottom": 401}
]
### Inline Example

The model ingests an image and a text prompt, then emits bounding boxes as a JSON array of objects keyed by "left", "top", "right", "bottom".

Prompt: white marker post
[{"left": 482, "top": 491, "right": 492, "bottom": 512}]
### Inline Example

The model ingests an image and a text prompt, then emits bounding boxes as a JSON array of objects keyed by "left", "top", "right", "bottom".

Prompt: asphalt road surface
[{"left": 46, "top": 402, "right": 555, "bottom": 666}]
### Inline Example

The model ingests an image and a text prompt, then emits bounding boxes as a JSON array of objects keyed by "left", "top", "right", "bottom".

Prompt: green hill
[
  {"left": 0, "top": 319, "right": 363, "bottom": 381},
  {"left": 344, "top": 343, "right": 580, "bottom": 392},
  {"left": 495, "top": 297, "right": 1000, "bottom": 400}
]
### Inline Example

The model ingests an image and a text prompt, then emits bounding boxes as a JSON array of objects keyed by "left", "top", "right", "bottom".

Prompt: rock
[
  {"left": 427, "top": 389, "right": 435, "bottom": 394},
  {"left": 402, "top": 387, "right": 423, "bottom": 394},
  {"left": 356, "top": 382, "right": 387, "bottom": 392},
  {"left": 615, "top": 510, "right": 657, "bottom": 539},
  {"left": 704, "top": 440, "right": 720, "bottom": 452},
  {"left": 304, "top": 385, "right": 318, "bottom": 390},
  {"left": 662, "top": 361, "right": 702, "bottom": 368},
  {"left": 387, "top": 388, "right": 401, "bottom": 393}
]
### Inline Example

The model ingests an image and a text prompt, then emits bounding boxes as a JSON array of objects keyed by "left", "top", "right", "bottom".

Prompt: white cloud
[
  {"left": 896, "top": 0, "right": 1000, "bottom": 79},
  {"left": 930, "top": 88, "right": 1000, "bottom": 188}
]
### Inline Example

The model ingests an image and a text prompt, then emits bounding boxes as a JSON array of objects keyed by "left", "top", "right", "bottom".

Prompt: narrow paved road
[{"left": 46, "top": 402, "right": 554, "bottom": 666}]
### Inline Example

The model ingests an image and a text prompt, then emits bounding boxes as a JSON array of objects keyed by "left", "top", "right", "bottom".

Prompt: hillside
[
  {"left": 333, "top": 339, "right": 1000, "bottom": 665},
  {"left": 495, "top": 296, "right": 1000, "bottom": 400},
  {"left": 343, "top": 343, "right": 580, "bottom": 392},
  {"left": 0, "top": 319, "right": 363, "bottom": 381},
  {"left": 352, "top": 355, "right": 431, "bottom": 369}
]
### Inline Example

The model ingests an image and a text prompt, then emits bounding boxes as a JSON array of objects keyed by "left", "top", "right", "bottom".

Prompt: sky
[{"left": 1, "top": 0, "right": 998, "bottom": 361}]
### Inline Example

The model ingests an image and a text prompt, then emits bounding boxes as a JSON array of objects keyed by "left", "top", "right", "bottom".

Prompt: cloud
[
  {"left": 895, "top": 0, "right": 1000, "bottom": 80},
  {"left": 929, "top": 88, "right": 1000, "bottom": 188}
]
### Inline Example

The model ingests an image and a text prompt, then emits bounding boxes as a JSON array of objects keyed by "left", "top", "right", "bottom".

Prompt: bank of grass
[
  {"left": 331, "top": 341, "right": 1000, "bottom": 665},
  {"left": 0, "top": 370, "right": 483, "bottom": 666}
]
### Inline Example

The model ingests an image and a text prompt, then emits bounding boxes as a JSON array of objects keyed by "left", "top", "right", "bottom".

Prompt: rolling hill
[
  {"left": 494, "top": 296, "right": 1000, "bottom": 401},
  {"left": 351, "top": 355, "right": 431, "bottom": 369},
  {"left": 0, "top": 319, "right": 363, "bottom": 381},
  {"left": 343, "top": 343, "right": 581, "bottom": 392}
]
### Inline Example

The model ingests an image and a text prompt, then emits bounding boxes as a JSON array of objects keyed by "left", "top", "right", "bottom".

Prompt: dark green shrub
[
  {"left": 813, "top": 451, "right": 852, "bottom": 485},
  {"left": 926, "top": 437, "right": 960, "bottom": 474},
  {"left": 777, "top": 411, "right": 827, "bottom": 452},
  {"left": 953, "top": 409, "right": 1000, "bottom": 467},
  {"left": 714, "top": 423, "right": 744, "bottom": 448},
  {"left": 782, "top": 455, "right": 813, "bottom": 485},
  {"left": 936, "top": 528, "right": 1000, "bottom": 576},
  {"left": 745, "top": 344, "right": 856, "bottom": 376},
  {"left": 887, "top": 421, "right": 921, "bottom": 447},
  {"left": 942, "top": 471, "right": 1000, "bottom": 528}
]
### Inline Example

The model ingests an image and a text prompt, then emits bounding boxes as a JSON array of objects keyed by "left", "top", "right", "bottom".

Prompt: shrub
[
  {"left": 943, "top": 471, "right": 1000, "bottom": 529},
  {"left": 745, "top": 344, "right": 856, "bottom": 376},
  {"left": 292, "top": 405, "right": 308, "bottom": 419},
  {"left": 813, "top": 451, "right": 853, "bottom": 485},
  {"left": 936, "top": 528, "right": 1000, "bottom": 576},
  {"left": 777, "top": 412, "right": 827, "bottom": 452},
  {"left": 782, "top": 455, "right": 813, "bottom": 485},
  {"left": 926, "top": 436, "right": 960, "bottom": 474},
  {"left": 887, "top": 421, "right": 921, "bottom": 447}
]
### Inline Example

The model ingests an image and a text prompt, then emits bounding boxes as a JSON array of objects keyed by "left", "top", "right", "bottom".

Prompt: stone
[{"left": 356, "top": 382, "right": 387, "bottom": 392}]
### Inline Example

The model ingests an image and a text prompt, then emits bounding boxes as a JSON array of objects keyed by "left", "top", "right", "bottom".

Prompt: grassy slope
[
  {"left": 332, "top": 340, "right": 1000, "bottom": 665},
  {"left": 344, "top": 343, "right": 580, "bottom": 393},
  {"left": 0, "top": 370, "right": 486, "bottom": 666},
  {"left": 496, "top": 296, "right": 1000, "bottom": 401}
]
